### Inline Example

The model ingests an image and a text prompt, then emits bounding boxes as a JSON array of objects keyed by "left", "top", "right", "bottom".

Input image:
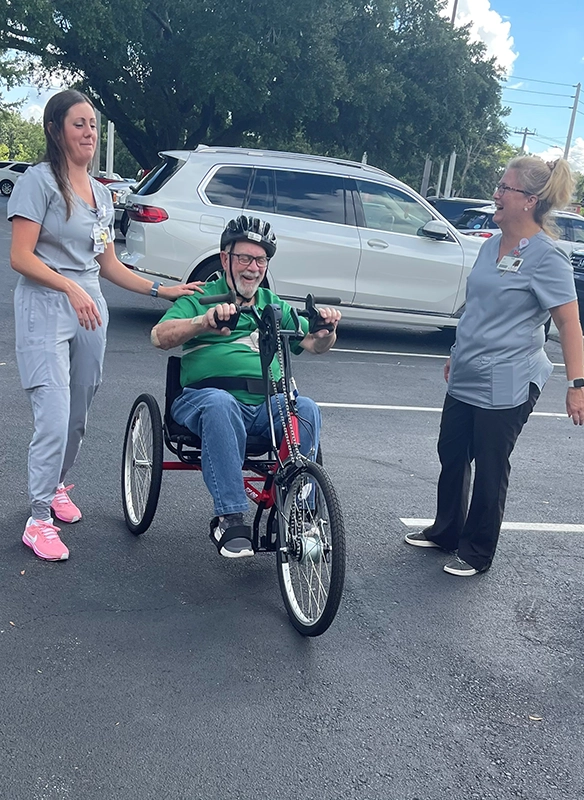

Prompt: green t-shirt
[{"left": 158, "top": 275, "right": 309, "bottom": 405}]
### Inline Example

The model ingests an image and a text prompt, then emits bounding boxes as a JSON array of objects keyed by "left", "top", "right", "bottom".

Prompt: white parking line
[
  {"left": 333, "top": 347, "right": 565, "bottom": 368},
  {"left": 317, "top": 402, "right": 566, "bottom": 417},
  {"left": 400, "top": 518, "right": 584, "bottom": 533}
]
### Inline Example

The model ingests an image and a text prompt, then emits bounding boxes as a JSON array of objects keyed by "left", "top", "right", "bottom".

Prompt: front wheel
[
  {"left": 0, "top": 179, "right": 14, "bottom": 196},
  {"left": 121, "top": 394, "right": 163, "bottom": 534},
  {"left": 276, "top": 461, "right": 346, "bottom": 636}
]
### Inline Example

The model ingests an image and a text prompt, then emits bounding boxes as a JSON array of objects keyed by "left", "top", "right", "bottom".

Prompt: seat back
[
  {"left": 164, "top": 356, "right": 200, "bottom": 443},
  {"left": 163, "top": 357, "right": 272, "bottom": 456}
]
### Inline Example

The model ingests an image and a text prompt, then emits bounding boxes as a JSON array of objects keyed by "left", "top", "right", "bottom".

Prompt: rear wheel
[
  {"left": 276, "top": 461, "right": 345, "bottom": 636},
  {"left": 0, "top": 179, "right": 14, "bottom": 196},
  {"left": 121, "top": 394, "right": 163, "bottom": 534}
]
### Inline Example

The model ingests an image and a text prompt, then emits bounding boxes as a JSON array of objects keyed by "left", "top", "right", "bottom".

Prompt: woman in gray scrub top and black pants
[
  {"left": 8, "top": 89, "right": 200, "bottom": 562},
  {"left": 406, "top": 156, "right": 584, "bottom": 576}
]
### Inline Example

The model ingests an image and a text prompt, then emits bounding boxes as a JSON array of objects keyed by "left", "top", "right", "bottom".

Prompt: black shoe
[
  {"left": 210, "top": 513, "right": 254, "bottom": 558},
  {"left": 443, "top": 556, "right": 478, "bottom": 576},
  {"left": 404, "top": 529, "right": 440, "bottom": 548}
]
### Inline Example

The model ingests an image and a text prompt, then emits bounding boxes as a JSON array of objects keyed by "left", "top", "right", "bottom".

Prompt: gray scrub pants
[{"left": 15, "top": 281, "right": 108, "bottom": 520}]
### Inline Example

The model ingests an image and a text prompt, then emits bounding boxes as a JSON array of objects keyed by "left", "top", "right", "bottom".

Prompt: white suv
[
  {"left": 121, "top": 146, "right": 483, "bottom": 329},
  {"left": 0, "top": 161, "right": 31, "bottom": 196}
]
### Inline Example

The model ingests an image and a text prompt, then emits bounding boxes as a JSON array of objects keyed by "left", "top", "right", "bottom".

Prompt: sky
[
  {"left": 444, "top": 0, "right": 584, "bottom": 170},
  {"left": 3, "top": 1, "right": 584, "bottom": 170}
]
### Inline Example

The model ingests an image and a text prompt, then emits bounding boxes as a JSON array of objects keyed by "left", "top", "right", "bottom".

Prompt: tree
[
  {"left": 0, "top": 110, "right": 45, "bottom": 161},
  {"left": 0, "top": 0, "right": 508, "bottom": 183}
]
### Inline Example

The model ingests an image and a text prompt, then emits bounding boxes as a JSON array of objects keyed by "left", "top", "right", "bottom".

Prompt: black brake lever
[{"left": 298, "top": 293, "right": 341, "bottom": 334}]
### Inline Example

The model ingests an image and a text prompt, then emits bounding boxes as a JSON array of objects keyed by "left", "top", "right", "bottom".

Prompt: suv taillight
[
  {"left": 469, "top": 231, "right": 494, "bottom": 238},
  {"left": 127, "top": 203, "right": 168, "bottom": 223}
]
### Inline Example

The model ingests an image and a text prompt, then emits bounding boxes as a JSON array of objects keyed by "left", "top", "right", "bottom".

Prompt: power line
[
  {"left": 505, "top": 100, "right": 571, "bottom": 109},
  {"left": 502, "top": 75, "right": 574, "bottom": 88},
  {"left": 502, "top": 87, "right": 573, "bottom": 98}
]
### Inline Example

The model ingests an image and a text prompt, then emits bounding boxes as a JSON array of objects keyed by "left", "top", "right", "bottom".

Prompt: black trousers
[{"left": 427, "top": 384, "right": 540, "bottom": 571}]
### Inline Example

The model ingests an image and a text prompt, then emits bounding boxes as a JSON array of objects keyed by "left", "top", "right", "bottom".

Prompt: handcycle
[{"left": 121, "top": 292, "right": 346, "bottom": 636}]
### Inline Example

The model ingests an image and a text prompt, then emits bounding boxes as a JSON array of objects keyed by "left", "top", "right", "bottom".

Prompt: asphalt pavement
[{"left": 1, "top": 197, "right": 583, "bottom": 800}]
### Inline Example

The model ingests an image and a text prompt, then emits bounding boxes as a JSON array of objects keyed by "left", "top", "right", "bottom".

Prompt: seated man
[{"left": 151, "top": 215, "right": 341, "bottom": 558}]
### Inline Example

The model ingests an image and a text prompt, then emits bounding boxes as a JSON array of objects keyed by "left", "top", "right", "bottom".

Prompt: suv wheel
[
  {"left": 0, "top": 179, "right": 14, "bottom": 196},
  {"left": 189, "top": 258, "right": 223, "bottom": 284}
]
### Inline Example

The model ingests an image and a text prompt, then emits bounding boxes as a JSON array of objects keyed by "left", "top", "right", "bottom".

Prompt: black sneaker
[
  {"left": 443, "top": 556, "right": 478, "bottom": 576},
  {"left": 210, "top": 513, "right": 254, "bottom": 558},
  {"left": 404, "top": 529, "right": 440, "bottom": 548}
]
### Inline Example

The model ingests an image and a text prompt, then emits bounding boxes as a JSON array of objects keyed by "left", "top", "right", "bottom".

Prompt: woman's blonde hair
[{"left": 507, "top": 155, "right": 574, "bottom": 237}]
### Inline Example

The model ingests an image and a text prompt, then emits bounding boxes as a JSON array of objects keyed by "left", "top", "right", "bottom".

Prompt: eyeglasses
[
  {"left": 230, "top": 253, "right": 270, "bottom": 268},
  {"left": 494, "top": 183, "right": 531, "bottom": 197}
]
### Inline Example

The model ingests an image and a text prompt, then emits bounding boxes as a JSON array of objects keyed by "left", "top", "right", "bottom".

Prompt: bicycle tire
[
  {"left": 276, "top": 460, "right": 345, "bottom": 636},
  {"left": 121, "top": 394, "right": 164, "bottom": 534}
]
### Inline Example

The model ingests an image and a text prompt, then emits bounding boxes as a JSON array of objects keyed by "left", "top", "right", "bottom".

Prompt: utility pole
[
  {"left": 513, "top": 127, "right": 536, "bottom": 153},
  {"left": 564, "top": 82, "right": 581, "bottom": 161},
  {"left": 90, "top": 110, "right": 101, "bottom": 176},
  {"left": 444, "top": 151, "right": 457, "bottom": 198},
  {"left": 451, "top": 0, "right": 459, "bottom": 24},
  {"left": 420, "top": 156, "right": 432, "bottom": 197},
  {"left": 106, "top": 121, "right": 115, "bottom": 177},
  {"left": 435, "top": 160, "right": 445, "bottom": 198}
]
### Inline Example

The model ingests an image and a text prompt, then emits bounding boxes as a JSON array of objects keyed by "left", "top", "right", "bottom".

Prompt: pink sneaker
[
  {"left": 22, "top": 518, "right": 69, "bottom": 561},
  {"left": 51, "top": 484, "right": 82, "bottom": 523}
]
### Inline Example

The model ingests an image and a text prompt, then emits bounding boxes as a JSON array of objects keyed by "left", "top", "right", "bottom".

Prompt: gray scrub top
[
  {"left": 7, "top": 162, "right": 115, "bottom": 294},
  {"left": 448, "top": 231, "right": 577, "bottom": 409}
]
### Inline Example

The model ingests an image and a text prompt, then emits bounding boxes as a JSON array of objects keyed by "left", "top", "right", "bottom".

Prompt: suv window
[
  {"left": 247, "top": 169, "right": 275, "bottom": 213},
  {"left": 135, "top": 156, "right": 183, "bottom": 197},
  {"left": 457, "top": 209, "right": 498, "bottom": 230},
  {"left": 205, "top": 166, "right": 251, "bottom": 208},
  {"left": 10, "top": 163, "right": 30, "bottom": 174},
  {"left": 357, "top": 180, "right": 433, "bottom": 235},
  {"left": 572, "top": 217, "right": 584, "bottom": 244},
  {"left": 274, "top": 170, "right": 346, "bottom": 224},
  {"left": 0, "top": 161, "right": 11, "bottom": 168}
]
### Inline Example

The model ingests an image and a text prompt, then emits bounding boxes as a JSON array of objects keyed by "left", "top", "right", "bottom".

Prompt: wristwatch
[
  {"left": 150, "top": 281, "right": 163, "bottom": 297},
  {"left": 567, "top": 378, "right": 584, "bottom": 388}
]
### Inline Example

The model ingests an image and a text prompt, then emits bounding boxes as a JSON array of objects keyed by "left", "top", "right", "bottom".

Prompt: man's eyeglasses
[
  {"left": 230, "top": 253, "right": 270, "bottom": 268},
  {"left": 494, "top": 183, "right": 531, "bottom": 197}
]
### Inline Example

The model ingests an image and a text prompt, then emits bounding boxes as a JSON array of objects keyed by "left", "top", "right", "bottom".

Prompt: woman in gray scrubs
[
  {"left": 8, "top": 89, "right": 199, "bottom": 562},
  {"left": 405, "top": 156, "right": 584, "bottom": 576}
]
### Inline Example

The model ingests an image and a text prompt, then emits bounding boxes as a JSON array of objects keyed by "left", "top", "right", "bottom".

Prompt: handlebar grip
[
  {"left": 199, "top": 290, "right": 237, "bottom": 306},
  {"left": 310, "top": 297, "right": 341, "bottom": 305}
]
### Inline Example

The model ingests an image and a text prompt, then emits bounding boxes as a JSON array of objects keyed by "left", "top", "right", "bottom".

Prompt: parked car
[
  {"left": 0, "top": 161, "right": 32, "bottom": 196},
  {"left": 105, "top": 179, "right": 138, "bottom": 226},
  {"left": 121, "top": 146, "right": 485, "bottom": 330},
  {"left": 95, "top": 171, "right": 123, "bottom": 185},
  {"left": 426, "top": 196, "right": 491, "bottom": 226},
  {"left": 570, "top": 249, "right": 584, "bottom": 325},
  {"left": 456, "top": 205, "right": 584, "bottom": 258}
]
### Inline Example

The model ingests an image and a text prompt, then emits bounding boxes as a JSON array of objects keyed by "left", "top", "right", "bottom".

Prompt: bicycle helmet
[{"left": 220, "top": 215, "right": 277, "bottom": 259}]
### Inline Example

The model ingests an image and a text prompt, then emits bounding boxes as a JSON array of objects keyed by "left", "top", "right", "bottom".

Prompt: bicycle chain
[{"left": 269, "top": 318, "right": 300, "bottom": 460}]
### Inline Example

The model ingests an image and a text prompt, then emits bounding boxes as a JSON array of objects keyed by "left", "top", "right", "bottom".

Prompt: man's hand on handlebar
[
  {"left": 203, "top": 302, "right": 239, "bottom": 335},
  {"left": 310, "top": 307, "right": 342, "bottom": 338}
]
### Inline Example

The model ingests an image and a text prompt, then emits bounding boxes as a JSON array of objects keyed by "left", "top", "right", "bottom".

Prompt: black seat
[{"left": 164, "top": 357, "right": 272, "bottom": 455}]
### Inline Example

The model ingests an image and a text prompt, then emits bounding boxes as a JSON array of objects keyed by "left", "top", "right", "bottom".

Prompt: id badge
[
  {"left": 92, "top": 223, "right": 110, "bottom": 253},
  {"left": 497, "top": 255, "right": 523, "bottom": 273}
]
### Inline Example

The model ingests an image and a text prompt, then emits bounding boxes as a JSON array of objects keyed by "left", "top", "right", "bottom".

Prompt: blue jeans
[{"left": 171, "top": 388, "right": 321, "bottom": 516}]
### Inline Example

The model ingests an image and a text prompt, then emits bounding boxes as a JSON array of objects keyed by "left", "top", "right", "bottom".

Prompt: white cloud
[
  {"left": 532, "top": 138, "right": 584, "bottom": 173},
  {"left": 22, "top": 103, "right": 43, "bottom": 122},
  {"left": 443, "top": 0, "right": 518, "bottom": 73}
]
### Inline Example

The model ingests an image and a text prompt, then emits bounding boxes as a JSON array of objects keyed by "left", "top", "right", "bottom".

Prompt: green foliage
[
  {"left": 0, "top": 110, "right": 45, "bottom": 161},
  {"left": 0, "top": 0, "right": 508, "bottom": 185},
  {"left": 574, "top": 173, "right": 584, "bottom": 204}
]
